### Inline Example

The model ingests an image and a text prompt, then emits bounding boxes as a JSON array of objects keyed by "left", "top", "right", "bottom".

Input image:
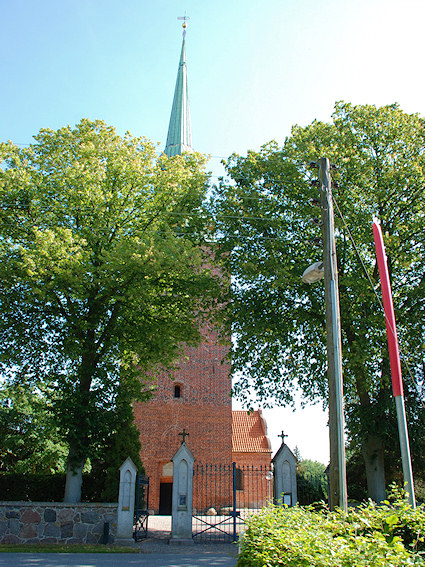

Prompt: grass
[{"left": 0, "top": 543, "right": 140, "bottom": 553}]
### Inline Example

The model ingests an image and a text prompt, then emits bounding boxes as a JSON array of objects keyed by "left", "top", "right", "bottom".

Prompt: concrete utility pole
[{"left": 319, "top": 158, "right": 348, "bottom": 512}]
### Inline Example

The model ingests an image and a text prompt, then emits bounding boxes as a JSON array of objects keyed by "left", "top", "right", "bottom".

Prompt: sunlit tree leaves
[
  {"left": 213, "top": 103, "right": 425, "bottom": 500},
  {"left": 0, "top": 119, "right": 222, "bottom": 501}
]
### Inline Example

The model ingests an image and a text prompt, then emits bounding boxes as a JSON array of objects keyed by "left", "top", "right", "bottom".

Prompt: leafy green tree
[
  {"left": 0, "top": 119, "right": 221, "bottom": 502},
  {"left": 296, "top": 459, "right": 328, "bottom": 505},
  {"left": 90, "top": 376, "right": 145, "bottom": 502},
  {"left": 298, "top": 459, "right": 327, "bottom": 476},
  {"left": 212, "top": 102, "right": 425, "bottom": 501},
  {"left": 0, "top": 379, "right": 68, "bottom": 474}
]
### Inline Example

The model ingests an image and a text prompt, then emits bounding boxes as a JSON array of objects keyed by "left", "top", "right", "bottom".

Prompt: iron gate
[
  {"left": 192, "top": 462, "right": 272, "bottom": 542},
  {"left": 134, "top": 474, "right": 149, "bottom": 541}
]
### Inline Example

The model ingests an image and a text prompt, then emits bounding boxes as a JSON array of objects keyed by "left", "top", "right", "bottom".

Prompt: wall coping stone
[{"left": 0, "top": 502, "right": 118, "bottom": 507}]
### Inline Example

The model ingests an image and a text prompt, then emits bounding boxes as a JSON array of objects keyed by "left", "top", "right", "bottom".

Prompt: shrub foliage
[
  {"left": 238, "top": 496, "right": 425, "bottom": 566},
  {"left": 0, "top": 472, "right": 117, "bottom": 502}
]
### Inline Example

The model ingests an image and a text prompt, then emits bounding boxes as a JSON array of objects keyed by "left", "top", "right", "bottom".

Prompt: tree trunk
[
  {"left": 64, "top": 441, "right": 86, "bottom": 503},
  {"left": 64, "top": 461, "right": 84, "bottom": 503},
  {"left": 347, "top": 341, "right": 387, "bottom": 503},
  {"left": 362, "top": 434, "right": 386, "bottom": 502},
  {"left": 63, "top": 314, "right": 97, "bottom": 503}
]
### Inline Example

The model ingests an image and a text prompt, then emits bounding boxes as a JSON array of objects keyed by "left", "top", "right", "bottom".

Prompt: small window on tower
[{"left": 174, "top": 384, "right": 181, "bottom": 398}]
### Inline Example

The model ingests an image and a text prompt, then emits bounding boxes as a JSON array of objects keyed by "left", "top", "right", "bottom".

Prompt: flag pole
[{"left": 372, "top": 218, "right": 415, "bottom": 508}]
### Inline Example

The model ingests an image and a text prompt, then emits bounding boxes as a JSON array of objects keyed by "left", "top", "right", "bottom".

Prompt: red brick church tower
[
  {"left": 133, "top": 21, "right": 233, "bottom": 514},
  {"left": 134, "top": 21, "right": 273, "bottom": 515}
]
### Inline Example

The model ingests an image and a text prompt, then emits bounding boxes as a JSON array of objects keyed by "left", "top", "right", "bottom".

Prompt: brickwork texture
[{"left": 134, "top": 327, "right": 232, "bottom": 513}]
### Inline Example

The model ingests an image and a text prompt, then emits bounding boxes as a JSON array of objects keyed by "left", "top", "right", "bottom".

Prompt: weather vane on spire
[{"left": 177, "top": 13, "right": 190, "bottom": 37}]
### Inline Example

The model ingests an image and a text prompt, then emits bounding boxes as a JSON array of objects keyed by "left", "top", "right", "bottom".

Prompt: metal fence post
[{"left": 232, "top": 462, "right": 237, "bottom": 542}]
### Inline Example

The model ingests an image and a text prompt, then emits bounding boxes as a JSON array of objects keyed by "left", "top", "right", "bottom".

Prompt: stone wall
[{"left": 0, "top": 502, "right": 118, "bottom": 545}]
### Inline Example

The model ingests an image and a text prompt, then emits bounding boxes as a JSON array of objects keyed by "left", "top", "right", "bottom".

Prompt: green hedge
[
  {"left": 0, "top": 473, "right": 113, "bottom": 502},
  {"left": 237, "top": 497, "right": 425, "bottom": 566}
]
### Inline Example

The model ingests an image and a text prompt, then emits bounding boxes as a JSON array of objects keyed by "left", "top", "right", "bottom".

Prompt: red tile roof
[{"left": 232, "top": 410, "right": 272, "bottom": 453}]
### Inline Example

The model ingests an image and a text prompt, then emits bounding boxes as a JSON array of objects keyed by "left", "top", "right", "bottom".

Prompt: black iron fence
[
  {"left": 296, "top": 471, "right": 328, "bottom": 506},
  {"left": 192, "top": 463, "right": 272, "bottom": 542},
  {"left": 135, "top": 466, "right": 326, "bottom": 541},
  {"left": 134, "top": 474, "right": 149, "bottom": 541}
]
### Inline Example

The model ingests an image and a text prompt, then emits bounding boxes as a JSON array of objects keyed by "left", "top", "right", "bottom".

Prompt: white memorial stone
[
  {"left": 272, "top": 443, "right": 297, "bottom": 506},
  {"left": 171, "top": 442, "right": 195, "bottom": 543},
  {"left": 116, "top": 456, "right": 137, "bottom": 545}
]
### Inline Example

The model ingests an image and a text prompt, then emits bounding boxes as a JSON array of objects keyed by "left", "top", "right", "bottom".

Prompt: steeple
[{"left": 164, "top": 20, "right": 193, "bottom": 157}]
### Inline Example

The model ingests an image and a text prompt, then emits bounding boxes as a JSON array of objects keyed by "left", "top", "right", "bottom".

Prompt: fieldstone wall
[{"left": 0, "top": 502, "right": 118, "bottom": 545}]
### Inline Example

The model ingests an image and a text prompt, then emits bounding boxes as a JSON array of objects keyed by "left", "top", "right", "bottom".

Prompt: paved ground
[
  {"left": 0, "top": 552, "right": 238, "bottom": 567},
  {"left": 0, "top": 516, "right": 239, "bottom": 567}
]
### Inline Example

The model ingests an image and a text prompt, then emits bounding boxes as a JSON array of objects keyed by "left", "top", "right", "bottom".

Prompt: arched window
[{"left": 174, "top": 384, "right": 181, "bottom": 398}]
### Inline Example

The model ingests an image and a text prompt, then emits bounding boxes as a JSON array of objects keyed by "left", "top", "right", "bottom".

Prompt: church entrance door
[{"left": 159, "top": 482, "right": 173, "bottom": 515}]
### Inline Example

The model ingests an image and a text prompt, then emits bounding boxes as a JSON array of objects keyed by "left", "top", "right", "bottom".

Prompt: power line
[{"left": 0, "top": 202, "right": 294, "bottom": 224}]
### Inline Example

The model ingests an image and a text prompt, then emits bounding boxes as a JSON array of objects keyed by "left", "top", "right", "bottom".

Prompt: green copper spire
[{"left": 164, "top": 20, "right": 193, "bottom": 157}]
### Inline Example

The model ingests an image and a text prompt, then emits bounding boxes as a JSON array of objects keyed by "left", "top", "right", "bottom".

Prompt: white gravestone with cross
[
  {"left": 170, "top": 430, "right": 195, "bottom": 543},
  {"left": 116, "top": 456, "right": 138, "bottom": 545},
  {"left": 272, "top": 432, "right": 297, "bottom": 506}
]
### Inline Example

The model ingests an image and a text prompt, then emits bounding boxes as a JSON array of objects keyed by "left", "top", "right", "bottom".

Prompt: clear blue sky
[{"left": 2, "top": 0, "right": 425, "bottom": 463}]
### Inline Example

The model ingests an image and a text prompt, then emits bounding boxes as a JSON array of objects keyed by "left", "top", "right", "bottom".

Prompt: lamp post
[
  {"left": 320, "top": 158, "right": 348, "bottom": 512},
  {"left": 303, "top": 158, "right": 348, "bottom": 512}
]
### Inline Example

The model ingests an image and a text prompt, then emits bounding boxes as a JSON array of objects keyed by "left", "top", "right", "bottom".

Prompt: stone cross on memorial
[
  {"left": 178, "top": 428, "right": 189, "bottom": 444},
  {"left": 278, "top": 431, "right": 288, "bottom": 444}
]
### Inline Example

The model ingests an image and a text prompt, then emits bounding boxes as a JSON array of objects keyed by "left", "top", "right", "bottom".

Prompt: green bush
[
  {"left": 237, "top": 497, "right": 425, "bottom": 566},
  {"left": 0, "top": 473, "right": 66, "bottom": 501},
  {"left": 0, "top": 472, "right": 116, "bottom": 502}
]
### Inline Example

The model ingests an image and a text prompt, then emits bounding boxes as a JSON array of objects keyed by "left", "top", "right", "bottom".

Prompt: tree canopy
[
  {"left": 212, "top": 102, "right": 425, "bottom": 500},
  {"left": 0, "top": 119, "right": 222, "bottom": 501},
  {"left": 0, "top": 380, "right": 68, "bottom": 474}
]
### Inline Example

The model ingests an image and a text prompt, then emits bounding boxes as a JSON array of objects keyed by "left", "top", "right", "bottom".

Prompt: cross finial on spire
[
  {"left": 278, "top": 431, "right": 288, "bottom": 444},
  {"left": 178, "top": 13, "right": 190, "bottom": 37},
  {"left": 179, "top": 428, "right": 189, "bottom": 444}
]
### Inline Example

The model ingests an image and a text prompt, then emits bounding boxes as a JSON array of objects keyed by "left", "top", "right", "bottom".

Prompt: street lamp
[{"left": 302, "top": 261, "right": 324, "bottom": 284}]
